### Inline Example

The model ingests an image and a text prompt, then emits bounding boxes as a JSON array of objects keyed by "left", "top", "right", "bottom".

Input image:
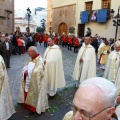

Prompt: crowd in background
[{"left": 0, "top": 30, "right": 120, "bottom": 69}]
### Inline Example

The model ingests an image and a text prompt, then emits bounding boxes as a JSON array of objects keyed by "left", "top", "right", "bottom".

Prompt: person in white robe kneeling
[
  {"left": 73, "top": 37, "right": 96, "bottom": 87},
  {"left": 104, "top": 40, "right": 120, "bottom": 82},
  {"left": 43, "top": 36, "right": 66, "bottom": 99},
  {"left": 0, "top": 55, "right": 15, "bottom": 120},
  {"left": 18, "top": 46, "right": 48, "bottom": 114}
]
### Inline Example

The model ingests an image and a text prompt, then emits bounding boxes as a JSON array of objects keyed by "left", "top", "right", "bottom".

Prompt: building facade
[
  {"left": 47, "top": 0, "right": 120, "bottom": 39},
  {"left": 46, "top": 0, "right": 53, "bottom": 33},
  {"left": 0, "top": 0, "right": 14, "bottom": 33},
  {"left": 77, "top": 0, "right": 120, "bottom": 39},
  {"left": 15, "top": 17, "right": 37, "bottom": 33}
]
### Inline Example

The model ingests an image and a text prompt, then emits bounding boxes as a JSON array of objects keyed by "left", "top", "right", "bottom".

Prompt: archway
[{"left": 58, "top": 23, "right": 67, "bottom": 35}]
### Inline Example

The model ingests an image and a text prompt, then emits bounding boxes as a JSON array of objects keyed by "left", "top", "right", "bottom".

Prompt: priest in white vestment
[
  {"left": 0, "top": 55, "right": 15, "bottom": 120},
  {"left": 18, "top": 46, "right": 48, "bottom": 114},
  {"left": 73, "top": 37, "right": 96, "bottom": 87},
  {"left": 104, "top": 41, "right": 120, "bottom": 82},
  {"left": 43, "top": 36, "right": 65, "bottom": 98}
]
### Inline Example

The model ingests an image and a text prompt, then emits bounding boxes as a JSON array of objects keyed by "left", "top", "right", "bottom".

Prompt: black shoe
[
  {"left": 48, "top": 95, "right": 55, "bottom": 100},
  {"left": 29, "top": 111, "right": 35, "bottom": 116},
  {"left": 7, "top": 66, "right": 11, "bottom": 68}
]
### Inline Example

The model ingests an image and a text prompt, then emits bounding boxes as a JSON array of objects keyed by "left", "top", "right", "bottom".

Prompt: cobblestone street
[{"left": 8, "top": 43, "right": 104, "bottom": 120}]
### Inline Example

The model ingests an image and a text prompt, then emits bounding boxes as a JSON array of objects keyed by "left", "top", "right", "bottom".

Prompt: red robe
[
  {"left": 38, "top": 35, "right": 43, "bottom": 43},
  {"left": 68, "top": 37, "right": 72, "bottom": 45},
  {"left": 61, "top": 35, "right": 67, "bottom": 42},
  {"left": 73, "top": 38, "right": 79, "bottom": 47},
  {"left": 54, "top": 37, "right": 58, "bottom": 44},
  {"left": 43, "top": 35, "right": 48, "bottom": 43},
  {"left": 34, "top": 34, "right": 39, "bottom": 42},
  {"left": 24, "top": 54, "right": 40, "bottom": 112}
]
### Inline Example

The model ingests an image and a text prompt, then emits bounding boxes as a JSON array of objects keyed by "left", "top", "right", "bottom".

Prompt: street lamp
[
  {"left": 26, "top": 7, "right": 31, "bottom": 34},
  {"left": 110, "top": 6, "right": 120, "bottom": 39}
]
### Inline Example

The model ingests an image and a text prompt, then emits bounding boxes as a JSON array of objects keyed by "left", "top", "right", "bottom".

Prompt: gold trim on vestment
[{"left": 21, "top": 56, "right": 44, "bottom": 108}]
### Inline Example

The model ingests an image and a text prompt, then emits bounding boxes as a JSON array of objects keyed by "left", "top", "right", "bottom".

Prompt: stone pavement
[{"left": 7, "top": 43, "right": 104, "bottom": 120}]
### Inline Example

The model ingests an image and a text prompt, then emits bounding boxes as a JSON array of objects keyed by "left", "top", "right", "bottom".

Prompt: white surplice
[
  {"left": 43, "top": 45, "right": 66, "bottom": 96},
  {"left": 104, "top": 51, "right": 120, "bottom": 82},
  {"left": 0, "top": 55, "right": 15, "bottom": 120},
  {"left": 73, "top": 43, "right": 96, "bottom": 86}
]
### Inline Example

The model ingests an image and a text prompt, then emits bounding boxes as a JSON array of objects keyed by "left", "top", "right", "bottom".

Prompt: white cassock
[
  {"left": 0, "top": 55, "right": 15, "bottom": 120},
  {"left": 43, "top": 45, "right": 66, "bottom": 96},
  {"left": 104, "top": 51, "right": 120, "bottom": 82},
  {"left": 73, "top": 43, "right": 96, "bottom": 86},
  {"left": 115, "top": 66, "right": 120, "bottom": 96}
]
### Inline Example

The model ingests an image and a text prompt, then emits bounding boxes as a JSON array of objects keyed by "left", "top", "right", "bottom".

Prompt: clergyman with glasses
[{"left": 63, "top": 77, "right": 120, "bottom": 120}]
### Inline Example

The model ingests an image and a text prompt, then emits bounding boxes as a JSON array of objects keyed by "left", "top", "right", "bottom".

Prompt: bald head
[
  {"left": 29, "top": 46, "right": 38, "bottom": 53},
  {"left": 28, "top": 46, "right": 38, "bottom": 58}
]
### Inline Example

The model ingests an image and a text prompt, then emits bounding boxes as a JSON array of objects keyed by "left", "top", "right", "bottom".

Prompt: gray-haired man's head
[{"left": 73, "top": 77, "right": 117, "bottom": 120}]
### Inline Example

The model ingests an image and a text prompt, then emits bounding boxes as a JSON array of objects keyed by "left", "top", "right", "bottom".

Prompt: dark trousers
[
  {"left": 2, "top": 50, "right": 10, "bottom": 67},
  {"left": 62, "top": 42, "right": 67, "bottom": 48},
  {"left": 39, "top": 42, "right": 41, "bottom": 46},
  {"left": 68, "top": 44, "right": 72, "bottom": 50},
  {"left": 74, "top": 46, "right": 78, "bottom": 53},
  {"left": 18, "top": 46, "right": 22, "bottom": 55},
  {"left": 44, "top": 42, "right": 48, "bottom": 48}
]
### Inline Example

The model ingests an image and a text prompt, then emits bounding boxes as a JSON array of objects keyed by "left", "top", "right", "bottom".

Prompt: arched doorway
[{"left": 58, "top": 23, "right": 67, "bottom": 35}]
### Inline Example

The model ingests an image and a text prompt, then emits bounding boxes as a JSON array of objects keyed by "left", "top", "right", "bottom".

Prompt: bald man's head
[{"left": 28, "top": 46, "right": 38, "bottom": 58}]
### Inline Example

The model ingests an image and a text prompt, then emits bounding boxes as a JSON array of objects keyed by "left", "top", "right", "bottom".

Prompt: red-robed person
[
  {"left": 61, "top": 33, "right": 67, "bottom": 48},
  {"left": 73, "top": 35, "right": 80, "bottom": 53},
  {"left": 34, "top": 33, "right": 39, "bottom": 42},
  {"left": 18, "top": 46, "right": 49, "bottom": 114},
  {"left": 67, "top": 33, "right": 73, "bottom": 51},
  {"left": 43, "top": 34, "right": 48, "bottom": 48},
  {"left": 54, "top": 35, "right": 59, "bottom": 45},
  {"left": 38, "top": 33, "right": 43, "bottom": 46}
]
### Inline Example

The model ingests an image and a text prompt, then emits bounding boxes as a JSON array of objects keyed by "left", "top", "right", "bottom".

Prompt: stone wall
[
  {"left": 0, "top": 0, "right": 14, "bottom": 33},
  {"left": 52, "top": 4, "right": 76, "bottom": 34}
]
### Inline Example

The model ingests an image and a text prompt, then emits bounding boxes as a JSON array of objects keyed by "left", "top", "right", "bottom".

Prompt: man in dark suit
[{"left": 0, "top": 36, "right": 12, "bottom": 68}]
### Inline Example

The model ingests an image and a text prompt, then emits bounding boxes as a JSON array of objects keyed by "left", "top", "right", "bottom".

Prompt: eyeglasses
[{"left": 72, "top": 104, "right": 110, "bottom": 120}]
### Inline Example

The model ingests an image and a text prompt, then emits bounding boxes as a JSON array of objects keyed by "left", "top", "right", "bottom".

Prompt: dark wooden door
[
  {"left": 58, "top": 23, "right": 67, "bottom": 35},
  {"left": 78, "top": 24, "right": 85, "bottom": 37}
]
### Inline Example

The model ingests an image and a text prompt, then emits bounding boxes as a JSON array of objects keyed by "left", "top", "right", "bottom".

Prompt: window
[
  {"left": 102, "top": 0, "right": 111, "bottom": 9},
  {"left": 85, "top": 1, "right": 93, "bottom": 11}
]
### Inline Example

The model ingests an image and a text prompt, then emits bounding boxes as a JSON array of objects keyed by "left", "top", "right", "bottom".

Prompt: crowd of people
[{"left": 0, "top": 30, "right": 120, "bottom": 120}]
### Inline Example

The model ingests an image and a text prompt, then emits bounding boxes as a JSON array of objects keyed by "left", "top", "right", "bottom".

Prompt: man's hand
[
  {"left": 44, "top": 60, "right": 46, "bottom": 65},
  {"left": 80, "top": 58, "right": 83, "bottom": 62},
  {"left": 24, "top": 70, "right": 28, "bottom": 76}
]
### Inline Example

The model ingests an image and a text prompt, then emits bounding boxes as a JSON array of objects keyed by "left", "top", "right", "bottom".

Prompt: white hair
[
  {"left": 30, "top": 46, "right": 38, "bottom": 53},
  {"left": 115, "top": 40, "right": 120, "bottom": 47},
  {"left": 80, "top": 77, "right": 117, "bottom": 107}
]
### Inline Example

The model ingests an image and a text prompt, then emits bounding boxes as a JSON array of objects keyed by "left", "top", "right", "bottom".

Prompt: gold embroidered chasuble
[{"left": 18, "top": 55, "right": 49, "bottom": 114}]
